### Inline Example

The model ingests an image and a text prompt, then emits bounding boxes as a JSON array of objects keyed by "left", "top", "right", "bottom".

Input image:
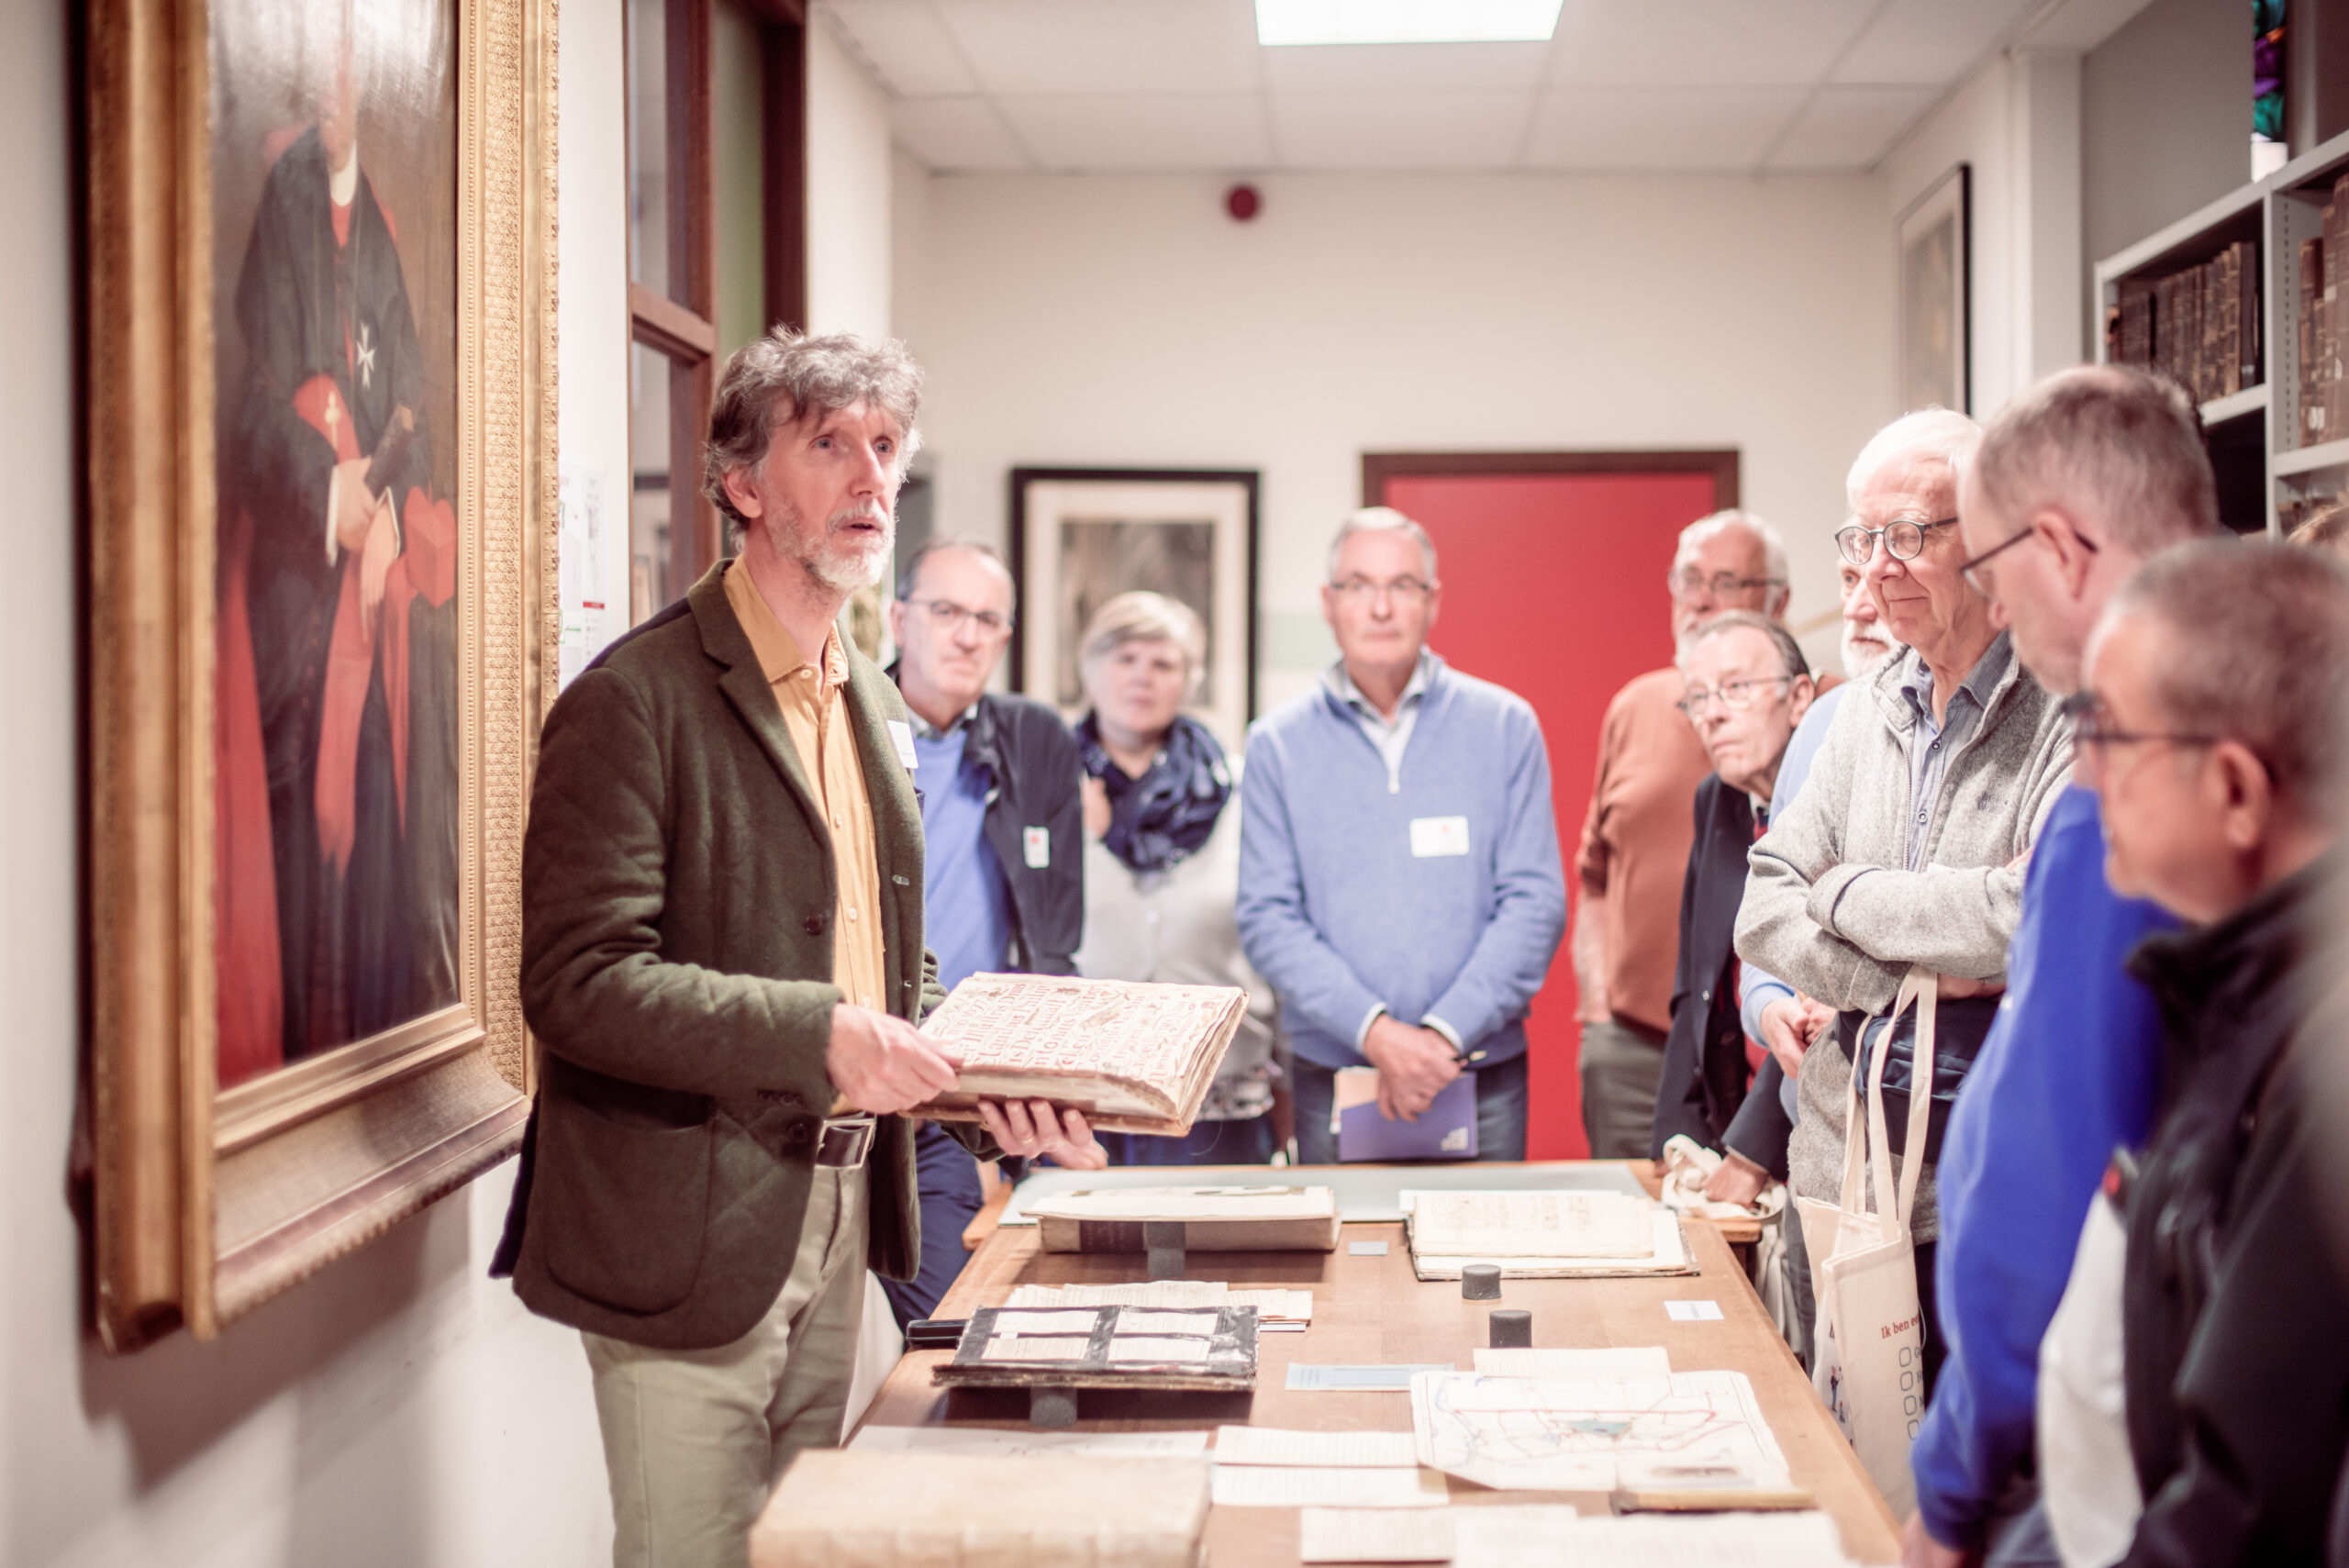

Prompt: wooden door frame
[{"left": 1364, "top": 450, "right": 1741, "bottom": 513}]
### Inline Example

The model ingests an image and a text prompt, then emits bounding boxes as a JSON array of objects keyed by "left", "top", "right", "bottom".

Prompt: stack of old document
[
  {"left": 1402, "top": 1189, "right": 1693, "bottom": 1280},
  {"left": 1003, "top": 1279, "right": 1315, "bottom": 1329},
  {"left": 1027, "top": 1184, "right": 1341, "bottom": 1254}
]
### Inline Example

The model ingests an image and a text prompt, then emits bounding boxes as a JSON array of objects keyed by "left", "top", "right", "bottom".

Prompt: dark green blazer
[{"left": 493, "top": 560, "right": 991, "bottom": 1351}]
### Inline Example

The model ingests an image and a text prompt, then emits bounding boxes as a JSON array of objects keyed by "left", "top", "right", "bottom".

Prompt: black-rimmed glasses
[
  {"left": 2057, "top": 691, "right": 2222, "bottom": 754},
  {"left": 1956, "top": 521, "right": 2101, "bottom": 595},
  {"left": 1836, "top": 516, "right": 1958, "bottom": 566},
  {"left": 907, "top": 597, "right": 1013, "bottom": 636}
]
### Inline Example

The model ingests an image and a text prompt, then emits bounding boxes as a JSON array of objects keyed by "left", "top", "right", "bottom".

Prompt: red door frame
[{"left": 1362, "top": 450, "right": 1740, "bottom": 1161}]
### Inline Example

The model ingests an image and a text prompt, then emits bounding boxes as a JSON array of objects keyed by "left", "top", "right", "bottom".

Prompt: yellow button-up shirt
[{"left": 722, "top": 562, "right": 889, "bottom": 1019}]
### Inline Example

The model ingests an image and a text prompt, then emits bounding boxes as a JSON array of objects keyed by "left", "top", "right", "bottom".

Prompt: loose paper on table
[
  {"left": 1208, "top": 1464, "right": 1449, "bottom": 1508},
  {"left": 1297, "top": 1507, "right": 1461, "bottom": 1563},
  {"left": 1212, "top": 1426, "right": 1420, "bottom": 1468},
  {"left": 1407, "top": 1190, "right": 1655, "bottom": 1258},
  {"left": 1409, "top": 1370, "right": 1787, "bottom": 1493},
  {"left": 1450, "top": 1510, "right": 1854, "bottom": 1568},
  {"left": 1472, "top": 1347, "right": 1672, "bottom": 1378},
  {"left": 1289, "top": 1363, "right": 1455, "bottom": 1391}
]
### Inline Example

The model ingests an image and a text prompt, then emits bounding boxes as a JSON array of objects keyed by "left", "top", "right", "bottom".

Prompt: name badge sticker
[
  {"left": 887, "top": 719, "right": 918, "bottom": 771},
  {"left": 1409, "top": 816, "right": 1471, "bottom": 858},
  {"left": 1023, "top": 826, "right": 1052, "bottom": 868}
]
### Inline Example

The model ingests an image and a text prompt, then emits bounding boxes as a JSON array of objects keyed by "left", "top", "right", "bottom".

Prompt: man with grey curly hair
[{"left": 497, "top": 328, "right": 1104, "bottom": 1568}]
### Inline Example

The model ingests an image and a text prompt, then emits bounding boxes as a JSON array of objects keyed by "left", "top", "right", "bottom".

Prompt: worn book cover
[
  {"left": 912, "top": 973, "right": 1245, "bottom": 1135},
  {"left": 751, "top": 1451, "right": 1211, "bottom": 1568}
]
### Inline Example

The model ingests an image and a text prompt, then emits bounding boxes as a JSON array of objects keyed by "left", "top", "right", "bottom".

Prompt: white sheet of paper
[
  {"left": 1107, "top": 1336, "right": 1214, "bottom": 1362},
  {"left": 1410, "top": 1369, "right": 1787, "bottom": 1494},
  {"left": 1298, "top": 1507, "right": 1457, "bottom": 1562},
  {"left": 1445, "top": 1507, "right": 1585, "bottom": 1566},
  {"left": 1452, "top": 1510, "right": 1851, "bottom": 1568},
  {"left": 847, "top": 1427, "right": 1210, "bottom": 1458},
  {"left": 1116, "top": 1308, "right": 1224, "bottom": 1335},
  {"left": 1209, "top": 1465, "right": 1449, "bottom": 1508},
  {"left": 981, "top": 1337, "right": 1089, "bottom": 1362},
  {"left": 1002, "top": 1281, "right": 1313, "bottom": 1321},
  {"left": 992, "top": 1309, "right": 1105, "bottom": 1335},
  {"left": 1408, "top": 1209, "right": 1688, "bottom": 1280},
  {"left": 1212, "top": 1427, "right": 1420, "bottom": 1468},
  {"left": 1349, "top": 1240, "right": 1390, "bottom": 1256},
  {"left": 1664, "top": 1300, "right": 1724, "bottom": 1321},
  {"left": 1406, "top": 1190, "right": 1655, "bottom": 1258},
  {"left": 1472, "top": 1347, "right": 1673, "bottom": 1378}
]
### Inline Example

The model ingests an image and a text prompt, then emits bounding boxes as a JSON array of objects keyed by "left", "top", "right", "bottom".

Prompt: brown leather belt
[{"left": 815, "top": 1115, "right": 877, "bottom": 1169}]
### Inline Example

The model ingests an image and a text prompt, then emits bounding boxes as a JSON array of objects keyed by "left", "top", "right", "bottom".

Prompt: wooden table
[{"left": 857, "top": 1162, "right": 1898, "bottom": 1565}]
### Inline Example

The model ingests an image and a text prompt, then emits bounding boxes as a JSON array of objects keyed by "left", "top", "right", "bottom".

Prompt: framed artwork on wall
[
  {"left": 84, "top": 0, "right": 556, "bottom": 1348},
  {"left": 1899, "top": 162, "right": 1972, "bottom": 415},
  {"left": 1008, "top": 468, "right": 1260, "bottom": 750}
]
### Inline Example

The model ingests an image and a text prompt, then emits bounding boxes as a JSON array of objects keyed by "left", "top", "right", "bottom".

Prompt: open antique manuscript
[
  {"left": 914, "top": 973, "right": 1247, "bottom": 1135},
  {"left": 1409, "top": 1369, "right": 1788, "bottom": 1494},
  {"left": 1402, "top": 1191, "right": 1696, "bottom": 1280}
]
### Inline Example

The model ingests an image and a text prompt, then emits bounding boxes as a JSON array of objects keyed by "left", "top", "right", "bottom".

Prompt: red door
[{"left": 1369, "top": 457, "right": 1736, "bottom": 1160}]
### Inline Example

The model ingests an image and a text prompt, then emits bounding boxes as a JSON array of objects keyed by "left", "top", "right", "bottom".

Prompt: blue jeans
[
  {"left": 1288, "top": 1052, "right": 1529, "bottom": 1164},
  {"left": 878, "top": 1120, "right": 984, "bottom": 1329},
  {"left": 1098, "top": 1114, "right": 1277, "bottom": 1167}
]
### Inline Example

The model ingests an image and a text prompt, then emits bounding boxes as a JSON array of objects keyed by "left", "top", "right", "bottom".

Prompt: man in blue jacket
[
  {"left": 1238, "top": 507, "right": 1566, "bottom": 1162},
  {"left": 1903, "top": 365, "right": 2216, "bottom": 1567}
]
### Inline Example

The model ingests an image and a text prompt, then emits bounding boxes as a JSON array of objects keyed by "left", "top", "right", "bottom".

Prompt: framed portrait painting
[
  {"left": 1008, "top": 468, "right": 1260, "bottom": 750},
  {"left": 1899, "top": 163, "right": 1971, "bottom": 415},
  {"left": 86, "top": 0, "right": 556, "bottom": 1347}
]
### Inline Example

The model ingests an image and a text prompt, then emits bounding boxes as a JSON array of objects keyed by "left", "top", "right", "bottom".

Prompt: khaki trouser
[
  {"left": 1578, "top": 1015, "right": 1666, "bottom": 1160},
  {"left": 584, "top": 1166, "right": 869, "bottom": 1568}
]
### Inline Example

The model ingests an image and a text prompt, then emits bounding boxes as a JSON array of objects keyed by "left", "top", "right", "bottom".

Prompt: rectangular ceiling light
[{"left": 1255, "top": 0, "right": 1564, "bottom": 46}]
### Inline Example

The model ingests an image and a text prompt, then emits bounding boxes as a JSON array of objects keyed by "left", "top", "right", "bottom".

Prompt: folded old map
[{"left": 913, "top": 973, "right": 1247, "bottom": 1136}]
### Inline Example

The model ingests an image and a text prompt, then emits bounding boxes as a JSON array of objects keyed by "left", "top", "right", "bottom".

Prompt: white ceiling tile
[
  {"left": 1545, "top": 0, "right": 1877, "bottom": 87},
  {"left": 823, "top": 1, "right": 981, "bottom": 96},
  {"left": 1269, "top": 88, "right": 1537, "bottom": 169},
  {"left": 1764, "top": 83, "right": 1941, "bottom": 169},
  {"left": 937, "top": 0, "right": 1263, "bottom": 95},
  {"left": 997, "top": 94, "right": 1272, "bottom": 171},
  {"left": 1260, "top": 39, "right": 1550, "bottom": 93},
  {"left": 1830, "top": 0, "right": 2041, "bottom": 84},
  {"left": 890, "top": 97, "right": 1033, "bottom": 172},
  {"left": 1521, "top": 85, "right": 1809, "bottom": 170}
]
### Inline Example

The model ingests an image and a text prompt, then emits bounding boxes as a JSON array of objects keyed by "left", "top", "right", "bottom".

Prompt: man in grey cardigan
[{"left": 1733, "top": 408, "right": 2072, "bottom": 1397}]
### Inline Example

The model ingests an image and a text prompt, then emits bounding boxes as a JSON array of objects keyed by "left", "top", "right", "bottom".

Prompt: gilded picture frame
[{"left": 85, "top": 0, "right": 557, "bottom": 1349}]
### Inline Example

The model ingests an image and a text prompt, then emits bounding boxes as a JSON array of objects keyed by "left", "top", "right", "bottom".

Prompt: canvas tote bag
[{"left": 1796, "top": 967, "right": 1938, "bottom": 1516}]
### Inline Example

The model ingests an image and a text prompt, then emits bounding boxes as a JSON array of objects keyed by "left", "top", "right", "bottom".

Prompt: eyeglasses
[
  {"left": 907, "top": 597, "right": 1012, "bottom": 636},
  {"left": 1329, "top": 576, "right": 1434, "bottom": 603},
  {"left": 1955, "top": 521, "right": 2101, "bottom": 596},
  {"left": 1836, "top": 516, "right": 1959, "bottom": 566},
  {"left": 2058, "top": 691, "right": 2224, "bottom": 758},
  {"left": 1667, "top": 568, "right": 1784, "bottom": 600},
  {"left": 1675, "top": 676, "right": 1796, "bottom": 717}
]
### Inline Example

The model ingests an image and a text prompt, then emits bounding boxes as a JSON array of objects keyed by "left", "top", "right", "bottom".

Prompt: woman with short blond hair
[{"left": 1072, "top": 592, "right": 1279, "bottom": 1163}]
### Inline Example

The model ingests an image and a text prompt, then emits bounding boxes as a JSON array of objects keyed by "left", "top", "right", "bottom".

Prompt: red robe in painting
[{"left": 216, "top": 125, "right": 460, "bottom": 1085}]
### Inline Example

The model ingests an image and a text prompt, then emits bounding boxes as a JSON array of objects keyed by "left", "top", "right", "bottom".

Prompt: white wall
[
  {"left": 807, "top": 13, "right": 895, "bottom": 339},
  {"left": 558, "top": 0, "right": 633, "bottom": 681},
  {"left": 1, "top": 1, "right": 612, "bottom": 1560},
  {"left": 893, "top": 169, "right": 1898, "bottom": 689},
  {"left": 1886, "top": 49, "right": 2087, "bottom": 419}
]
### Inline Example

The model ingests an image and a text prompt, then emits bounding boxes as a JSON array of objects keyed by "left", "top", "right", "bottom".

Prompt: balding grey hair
[
  {"left": 1328, "top": 507, "right": 1439, "bottom": 583},
  {"left": 1677, "top": 608, "right": 1810, "bottom": 683},
  {"left": 2101, "top": 538, "right": 2349, "bottom": 802},
  {"left": 702, "top": 328, "right": 925, "bottom": 537},
  {"left": 895, "top": 536, "right": 1016, "bottom": 616},
  {"left": 1846, "top": 407, "right": 1982, "bottom": 515},
  {"left": 1673, "top": 510, "right": 1790, "bottom": 616},
  {"left": 1967, "top": 365, "right": 2217, "bottom": 558}
]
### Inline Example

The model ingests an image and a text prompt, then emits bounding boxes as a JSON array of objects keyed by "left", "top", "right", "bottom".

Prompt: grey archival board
[{"left": 997, "top": 1161, "right": 1649, "bottom": 1228}]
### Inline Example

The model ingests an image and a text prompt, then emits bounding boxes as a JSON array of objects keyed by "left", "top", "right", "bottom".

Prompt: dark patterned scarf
[{"left": 1075, "top": 711, "right": 1232, "bottom": 873}]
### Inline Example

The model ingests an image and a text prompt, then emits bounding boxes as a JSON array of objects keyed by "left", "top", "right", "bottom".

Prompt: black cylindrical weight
[
  {"left": 1488, "top": 1308, "right": 1532, "bottom": 1348},
  {"left": 1461, "top": 1263, "right": 1502, "bottom": 1300}
]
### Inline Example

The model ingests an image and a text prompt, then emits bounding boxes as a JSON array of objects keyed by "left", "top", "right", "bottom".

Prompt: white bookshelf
[{"left": 2093, "top": 125, "right": 2349, "bottom": 537}]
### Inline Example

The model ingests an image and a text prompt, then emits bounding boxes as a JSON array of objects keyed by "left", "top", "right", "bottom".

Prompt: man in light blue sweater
[{"left": 1238, "top": 508, "right": 1567, "bottom": 1162}]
